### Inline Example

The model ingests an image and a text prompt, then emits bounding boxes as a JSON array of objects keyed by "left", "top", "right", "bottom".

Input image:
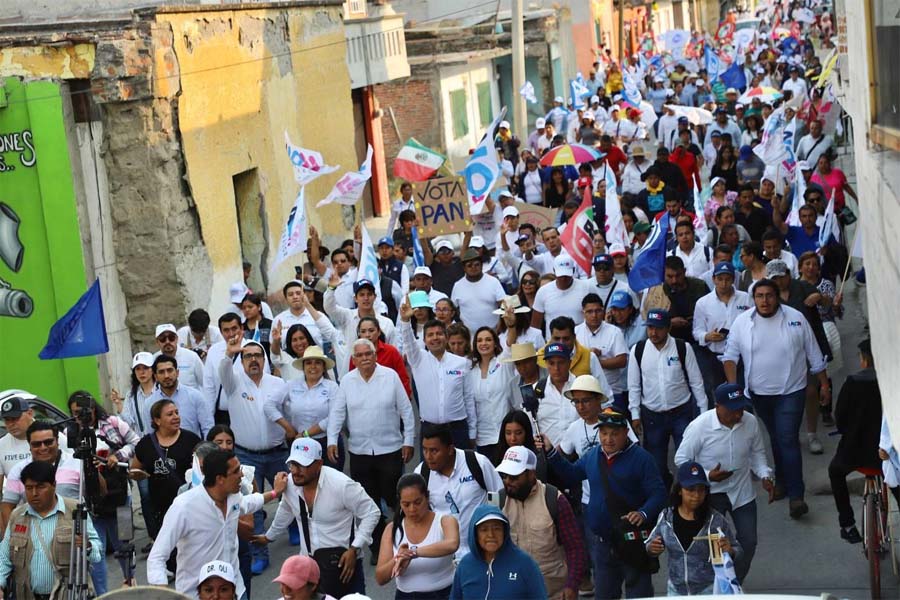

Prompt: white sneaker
[{"left": 808, "top": 434, "right": 824, "bottom": 454}]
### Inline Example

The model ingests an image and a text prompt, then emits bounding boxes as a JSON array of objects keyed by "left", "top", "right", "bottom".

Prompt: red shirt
[
  {"left": 603, "top": 145, "right": 628, "bottom": 184},
  {"left": 669, "top": 147, "right": 701, "bottom": 191},
  {"left": 348, "top": 339, "right": 411, "bottom": 398}
]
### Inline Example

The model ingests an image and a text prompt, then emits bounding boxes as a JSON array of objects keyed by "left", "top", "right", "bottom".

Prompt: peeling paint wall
[{"left": 0, "top": 44, "right": 95, "bottom": 79}]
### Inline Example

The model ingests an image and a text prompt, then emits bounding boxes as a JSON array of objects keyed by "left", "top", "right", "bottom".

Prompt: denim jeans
[
  {"left": 235, "top": 446, "right": 290, "bottom": 560},
  {"left": 591, "top": 535, "right": 653, "bottom": 599},
  {"left": 694, "top": 346, "right": 725, "bottom": 410},
  {"left": 640, "top": 402, "right": 695, "bottom": 489},
  {"left": 612, "top": 392, "right": 628, "bottom": 414},
  {"left": 750, "top": 389, "right": 805, "bottom": 499},
  {"left": 137, "top": 478, "right": 160, "bottom": 539},
  {"left": 90, "top": 513, "right": 127, "bottom": 594},
  {"left": 709, "top": 494, "right": 757, "bottom": 583}
]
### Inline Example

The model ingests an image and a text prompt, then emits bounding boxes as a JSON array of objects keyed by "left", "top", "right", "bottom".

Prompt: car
[{"left": 0, "top": 389, "right": 69, "bottom": 438}]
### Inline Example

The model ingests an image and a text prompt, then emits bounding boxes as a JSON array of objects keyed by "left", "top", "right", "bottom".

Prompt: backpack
[
  {"left": 497, "top": 483, "right": 562, "bottom": 545},
  {"left": 420, "top": 449, "right": 486, "bottom": 491},
  {"left": 633, "top": 338, "right": 692, "bottom": 398}
]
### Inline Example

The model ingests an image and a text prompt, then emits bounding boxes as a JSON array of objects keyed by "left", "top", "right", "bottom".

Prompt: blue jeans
[
  {"left": 709, "top": 494, "right": 757, "bottom": 583},
  {"left": 640, "top": 402, "right": 695, "bottom": 489},
  {"left": 90, "top": 513, "right": 125, "bottom": 594},
  {"left": 750, "top": 389, "right": 805, "bottom": 499},
  {"left": 592, "top": 535, "right": 653, "bottom": 599},
  {"left": 137, "top": 478, "right": 160, "bottom": 539},
  {"left": 235, "top": 446, "right": 290, "bottom": 561},
  {"left": 694, "top": 346, "right": 725, "bottom": 410}
]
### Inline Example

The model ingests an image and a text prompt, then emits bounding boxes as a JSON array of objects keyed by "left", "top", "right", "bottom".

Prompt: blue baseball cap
[
  {"left": 608, "top": 290, "right": 633, "bottom": 309},
  {"left": 353, "top": 279, "right": 376, "bottom": 294},
  {"left": 543, "top": 343, "right": 570, "bottom": 359},
  {"left": 644, "top": 309, "right": 671, "bottom": 327},
  {"left": 677, "top": 461, "right": 709, "bottom": 488},
  {"left": 713, "top": 262, "right": 736, "bottom": 277},
  {"left": 592, "top": 254, "right": 612, "bottom": 267},
  {"left": 715, "top": 383, "right": 751, "bottom": 410},
  {"left": 377, "top": 236, "right": 394, "bottom": 247}
]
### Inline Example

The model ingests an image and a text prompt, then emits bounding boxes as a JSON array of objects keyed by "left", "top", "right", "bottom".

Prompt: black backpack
[
  {"left": 633, "top": 338, "right": 693, "bottom": 397},
  {"left": 420, "top": 449, "right": 487, "bottom": 491}
]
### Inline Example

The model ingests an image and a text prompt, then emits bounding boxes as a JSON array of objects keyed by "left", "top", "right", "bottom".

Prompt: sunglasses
[
  {"left": 30, "top": 439, "right": 56, "bottom": 448},
  {"left": 157, "top": 334, "right": 177, "bottom": 342},
  {"left": 521, "top": 279, "right": 537, "bottom": 285}
]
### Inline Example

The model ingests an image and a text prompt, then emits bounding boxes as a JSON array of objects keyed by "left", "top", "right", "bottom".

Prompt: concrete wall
[{"left": 838, "top": 1, "right": 900, "bottom": 439}]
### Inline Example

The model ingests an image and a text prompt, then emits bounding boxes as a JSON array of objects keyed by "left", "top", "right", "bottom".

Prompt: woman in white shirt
[
  {"left": 115, "top": 352, "right": 156, "bottom": 436},
  {"left": 468, "top": 327, "right": 520, "bottom": 462},
  {"left": 374, "top": 473, "right": 459, "bottom": 599},
  {"left": 517, "top": 156, "right": 544, "bottom": 205}
]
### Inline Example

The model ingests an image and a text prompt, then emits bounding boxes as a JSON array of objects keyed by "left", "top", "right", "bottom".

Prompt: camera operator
[
  {"left": 67, "top": 391, "right": 140, "bottom": 593},
  {"left": 0, "top": 395, "right": 69, "bottom": 502}
]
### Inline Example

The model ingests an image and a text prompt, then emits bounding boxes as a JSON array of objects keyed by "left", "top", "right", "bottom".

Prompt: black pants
[
  {"left": 350, "top": 450, "right": 403, "bottom": 553},
  {"left": 694, "top": 346, "right": 725, "bottom": 410},
  {"left": 828, "top": 454, "right": 900, "bottom": 528}
]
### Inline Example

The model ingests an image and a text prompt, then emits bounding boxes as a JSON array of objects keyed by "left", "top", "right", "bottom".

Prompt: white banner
[
  {"left": 604, "top": 166, "right": 629, "bottom": 248},
  {"left": 271, "top": 187, "right": 308, "bottom": 271},
  {"left": 284, "top": 132, "right": 339, "bottom": 185},
  {"left": 317, "top": 144, "right": 373, "bottom": 208},
  {"left": 463, "top": 107, "right": 507, "bottom": 216}
]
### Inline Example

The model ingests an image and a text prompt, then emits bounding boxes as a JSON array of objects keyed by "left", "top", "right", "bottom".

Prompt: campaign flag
[
  {"left": 662, "top": 29, "right": 690, "bottom": 59},
  {"left": 851, "top": 227, "right": 864, "bottom": 259},
  {"left": 317, "top": 144, "right": 373, "bottom": 208},
  {"left": 718, "top": 62, "right": 747, "bottom": 92},
  {"left": 647, "top": 54, "right": 664, "bottom": 71},
  {"left": 819, "top": 189, "right": 840, "bottom": 247},
  {"left": 393, "top": 138, "right": 446, "bottom": 182},
  {"left": 704, "top": 45, "right": 722, "bottom": 82},
  {"left": 628, "top": 212, "right": 670, "bottom": 292},
  {"left": 271, "top": 187, "right": 308, "bottom": 270},
  {"left": 570, "top": 78, "right": 590, "bottom": 109},
  {"left": 622, "top": 72, "right": 643, "bottom": 107},
  {"left": 788, "top": 160, "right": 805, "bottom": 226},
  {"left": 712, "top": 546, "right": 743, "bottom": 595},
  {"left": 781, "top": 117, "right": 797, "bottom": 171},
  {"left": 411, "top": 225, "right": 426, "bottom": 267},
  {"left": 638, "top": 53, "right": 649, "bottom": 75},
  {"left": 559, "top": 187, "right": 597, "bottom": 276},
  {"left": 463, "top": 107, "right": 507, "bottom": 216},
  {"left": 754, "top": 107, "right": 789, "bottom": 164},
  {"left": 357, "top": 223, "right": 381, "bottom": 294},
  {"left": 692, "top": 183, "right": 708, "bottom": 242},
  {"left": 519, "top": 81, "right": 538, "bottom": 104},
  {"left": 284, "top": 132, "right": 339, "bottom": 185},
  {"left": 39, "top": 279, "right": 108, "bottom": 359},
  {"left": 604, "top": 167, "right": 628, "bottom": 248}
]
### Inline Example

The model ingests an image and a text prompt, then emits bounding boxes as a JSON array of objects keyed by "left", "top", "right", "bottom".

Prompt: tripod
[{"left": 67, "top": 459, "right": 94, "bottom": 600}]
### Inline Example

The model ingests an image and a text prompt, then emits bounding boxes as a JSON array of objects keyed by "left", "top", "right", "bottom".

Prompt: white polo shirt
[
  {"left": 533, "top": 278, "right": 594, "bottom": 327},
  {"left": 692, "top": 289, "right": 752, "bottom": 354},
  {"left": 538, "top": 374, "right": 581, "bottom": 446},
  {"left": 272, "top": 308, "right": 323, "bottom": 348},
  {"left": 451, "top": 275, "right": 506, "bottom": 335},
  {"left": 626, "top": 336, "right": 708, "bottom": 419},
  {"left": 670, "top": 243, "right": 712, "bottom": 279},
  {"left": 574, "top": 322, "right": 629, "bottom": 393}
]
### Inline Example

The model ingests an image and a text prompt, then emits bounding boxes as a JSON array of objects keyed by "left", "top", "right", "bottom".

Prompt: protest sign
[
  {"left": 414, "top": 176, "right": 472, "bottom": 237},
  {"left": 517, "top": 204, "right": 557, "bottom": 231}
]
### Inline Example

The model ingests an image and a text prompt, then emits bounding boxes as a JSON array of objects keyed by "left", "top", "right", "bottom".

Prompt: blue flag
[
  {"left": 411, "top": 225, "right": 426, "bottom": 268},
  {"left": 704, "top": 45, "right": 721, "bottom": 82},
  {"left": 39, "top": 279, "right": 109, "bottom": 359},
  {"left": 719, "top": 63, "right": 747, "bottom": 93},
  {"left": 628, "top": 212, "right": 671, "bottom": 292}
]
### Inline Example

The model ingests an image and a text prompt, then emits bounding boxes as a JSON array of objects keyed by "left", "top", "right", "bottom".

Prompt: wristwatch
[{"left": 410, "top": 545, "right": 418, "bottom": 559}]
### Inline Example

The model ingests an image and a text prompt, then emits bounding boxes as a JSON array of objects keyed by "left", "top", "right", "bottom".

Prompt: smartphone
[
  {"left": 718, "top": 328, "right": 730, "bottom": 337},
  {"left": 294, "top": 266, "right": 304, "bottom": 279},
  {"left": 519, "top": 384, "right": 539, "bottom": 412},
  {"left": 486, "top": 491, "right": 500, "bottom": 507}
]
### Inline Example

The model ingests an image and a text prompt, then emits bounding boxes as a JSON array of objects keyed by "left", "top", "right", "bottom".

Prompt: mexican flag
[
  {"left": 393, "top": 138, "right": 446, "bottom": 181},
  {"left": 559, "top": 187, "right": 597, "bottom": 276}
]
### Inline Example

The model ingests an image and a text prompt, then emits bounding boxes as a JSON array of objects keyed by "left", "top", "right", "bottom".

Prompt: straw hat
[
  {"left": 292, "top": 345, "right": 335, "bottom": 371},
  {"left": 501, "top": 343, "right": 538, "bottom": 363},
  {"left": 493, "top": 295, "right": 531, "bottom": 315}
]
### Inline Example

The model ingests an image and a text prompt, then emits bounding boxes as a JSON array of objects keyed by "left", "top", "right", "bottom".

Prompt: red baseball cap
[
  {"left": 577, "top": 176, "right": 592, "bottom": 188},
  {"left": 273, "top": 555, "right": 319, "bottom": 590}
]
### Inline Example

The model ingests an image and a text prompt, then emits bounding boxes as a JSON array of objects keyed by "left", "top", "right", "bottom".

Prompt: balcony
[{"left": 344, "top": 10, "right": 410, "bottom": 89}]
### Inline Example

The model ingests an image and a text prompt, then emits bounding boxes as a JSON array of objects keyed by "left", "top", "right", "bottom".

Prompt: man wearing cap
[
  {"left": 527, "top": 118, "right": 547, "bottom": 154},
  {"left": 219, "top": 334, "right": 288, "bottom": 573},
  {"left": 421, "top": 238, "right": 464, "bottom": 296},
  {"left": 621, "top": 146, "right": 651, "bottom": 197},
  {"left": 451, "top": 248, "right": 506, "bottom": 335},
  {"left": 148, "top": 448, "right": 287, "bottom": 597},
  {"left": 324, "top": 274, "right": 397, "bottom": 350},
  {"left": 545, "top": 96, "right": 569, "bottom": 135},
  {"left": 496, "top": 446, "right": 587, "bottom": 599},
  {"left": 255, "top": 438, "right": 380, "bottom": 597},
  {"left": 494, "top": 120, "right": 521, "bottom": 167},
  {"left": 627, "top": 308, "right": 707, "bottom": 488},
  {"left": 411, "top": 265, "right": 447, "bottom": 305},
  {"left": 529, "top": 343, "right": 583, "bottom": 449},
  {"left": 400, "top": 295, "right": 476, "bottom": 449},
  {"left": 692, "top": 262, "right": 751, "bottom": 406},
  {"left": 531, "top": 255, "right": 594, "bottom": 330},
  {"left": 0, "top": 396, "right": 40, "bottom": 495},
  {"left": 670, "top": 129, "right": 703, "bottom": 192},
  {"left": 705, "top": 108, "right": 741, "bottom": 148},
  {"left": 154, "top": 323, "right": 205, "bottom": 391},
  {"left": 722, "top": 278, "right": 828, "bottom": 519},
  {"left": 196, "top": 560, "right": 238, "bottom": 600},
  {"left": 149, "top": 353, "right": 211, "bottom": 438},
  {"left": 376, "top": 236, "right": 409, "bottom": 295},
  {"left": 781, "top": 66, "right": 808, "bottom": 100},
  {"left": 494, "top": 205, "right": 523, "bottom": 256},
  {"left": 636, "top": 165, "right": 675, "bottom": 221},
  {"left": 545, "top": 408, "right": 666, "bottom": 599},
  {"left": 503, "top": 343, "right": 548, "bottom": 408},
  {"left": 575, "top": 294, "right": 629, "bottom": 409},
  {"left": 591, "top": 254, "right": 637, "bottom": 311},
  {"left": 630, "top": 221, "right": 652, "bottom": 258},
  {"left": 675, "top": 383, "right": 774, "bottom": 582}
]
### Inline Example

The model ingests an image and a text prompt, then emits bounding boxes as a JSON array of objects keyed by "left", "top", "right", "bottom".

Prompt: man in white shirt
[
  {"left": 0, "top": 396, "right": 38, "bottom": 494},
  {"left": 722, "top": 278, "right": 828, "bottom": 519},
  {"left": 627, "top": 309, "right": 706, "bottom": 489},
  {"left": 272, "top": 280, "right": 323, "bottom": 347},
  {"left": 781, "top": 66, "right": 808, "bottom": 100},
  {"left": 669, "top": 221, "right": 712, "bottom": 278},
  {"left": 255, "top": 438, "right": 380, "bottom": 597},
  {"left": 591, "top": 254, "right": 638, "bottom": 310},
  {"left": 675, "top": 383, "right": 775, "bottom": 583},
  {"left": 329, "top": 338, "right": 414, "bottom": 562},
  {"left": 415, "top": 424, "right": 503, "bottom": 558},
  {"left": 451, "top": 249, "right": 506, "bottom": 335},
  {"left": 692, "top": 262, "right": 752, "bottom": 407},
  {"left": 154, "top": 323, "right": 205, "bottom": 390},
  {"left": 795, "top": 119, "right": 833, "bottom": 167},
  {"left": 575, "top": 294, "right": 629, "bottom": 408},
  {"left": 324, "top": 277, "right": 396, "bottom": 348},
  {"left": 533, "top": 343, "right": 582, "bottom": 446},
  {"left": 219, "top": 337, "right": 287, "bottom": 574},
  {"left": 621, "top": 146, "right": 652, "bottom": 196},
  {"left": 761, "top": 230, "right": 799, "bottom": 277},
  {"left": 532, "top": 255, "right": 594, "bottom": 330},
  {"left": 400, "top": 299, "right": 477, "bottom": 449},
  {"left": 410, "top": 266, "right": 447, "bottom": 305},
  {"left": 704, "top": 108, "right": 742, "bottom": 148},
  {"left": 202, "top": 313, "right": 245, "bottom": 418},
  {"left": 147, "top": 449, "right": 287, "bottom": 597},
  {"left": 177, "top": 309, "right": 223, "bottom": 362}
]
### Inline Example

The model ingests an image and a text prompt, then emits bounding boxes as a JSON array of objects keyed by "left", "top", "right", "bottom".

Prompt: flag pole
[{"left": 836, "top": 229, "right": 857, "bottom": 297}]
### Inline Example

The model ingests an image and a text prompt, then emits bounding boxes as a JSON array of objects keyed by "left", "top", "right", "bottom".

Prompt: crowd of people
[{"left": 0, "top": 2, "right": 888, "bottom": 600}]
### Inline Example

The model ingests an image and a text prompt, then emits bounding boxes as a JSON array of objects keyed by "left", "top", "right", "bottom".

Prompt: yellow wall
[
  {"left": 153, "top": 6, "right": 358, "bottom": 299},
  {"left": 0, "top": 44, "right": 94, "bottom": 79}
]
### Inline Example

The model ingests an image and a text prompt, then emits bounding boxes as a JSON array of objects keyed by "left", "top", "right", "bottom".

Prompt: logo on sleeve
[{"left": 788, "top": 321, "right": 802, "bottom": 327}]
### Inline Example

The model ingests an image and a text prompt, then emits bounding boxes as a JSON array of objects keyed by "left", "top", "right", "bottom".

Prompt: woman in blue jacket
[{"left": 449, "top": 505, "right": 547, "bottom": 600}]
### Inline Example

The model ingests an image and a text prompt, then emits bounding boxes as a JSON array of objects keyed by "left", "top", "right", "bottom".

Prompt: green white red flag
[{"left": 393, "top": 138, "right": 446, "bottom": 182}]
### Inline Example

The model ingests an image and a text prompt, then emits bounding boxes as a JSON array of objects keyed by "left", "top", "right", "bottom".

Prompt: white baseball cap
[
  {"left": 725, "top": 87, "right": 738, "bottom": 95},
  {"left": 610, "top": 104, "right": 621, "bottom": 112},
  {"left": 287, "top": 437, "right": 322, "bottom": 467},
  {"left": 696, "top": 79, "right": 706, "bottom": 86},
  {"left": 499, "top": 120, "right": 511, "bottom": 129},
  {"left": 609, "top": 243, "right": 627, "bottom": 256},
  {"left": 496, "top": 446, "right": 537, "bottom": 477},
  {"left": 535, "top": 117, "right": 546, "bottom": 128},
  {"left": 413, "top": 266, "right": 432, "bottom": 278},
  {"left": 434, "top": 240, "right": 454, "bottom": 253},
  {"left": 554, "top": 95, "right": 564, "bottom": 103},
  {"left": 665, "top": 89, "right": 676, "bottom": 97},
  {"left": 131, "top": 352, "right": 154, "bottom": 369},
  {"left": 590, "top": 94, "right": 600, "bottom": 104},
  {"left": 229, "top": 282, "right": 249, "bottom": 304},
  {"left": 469, "top": 235, "right": 486, "bottom": 249},
  {"left": 502, "top": 206, "right": 520, "bottom": 219},
  {"left": 155, "top": 324, "right": 177, "bottom": 339},
  {"left": 553, "top": 254, "right": 576, "bottom": 277},
  {"left": 198, "top": 561, "right": 236, "bottom": 587},
  {"left": 582, "top": 110, "right": 595, "bottom": 121}
]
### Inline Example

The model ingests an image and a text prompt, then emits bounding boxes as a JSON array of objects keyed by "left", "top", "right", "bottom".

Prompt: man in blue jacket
[
  {"left": 450, "top": 504, "right": 547, "bottom": 600},
  {"left": 542, "top": 409, "right": 666, "bottom": 600}
]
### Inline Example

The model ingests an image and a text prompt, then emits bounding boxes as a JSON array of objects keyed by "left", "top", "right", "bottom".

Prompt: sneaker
[
  {"left": 789, "top": 499, "right": 809, "bottom": 519},
  {"left": 251, "top": 557, "right": 270, "bottom": 575},
  {"left": 808, "top": 434, "right": 824, "bottom": 455},
  {"left": 841, "top": 526, "right": 863, "bottom": 544},
  {"left": 579, "top": 586, "right": 595, "bottom": 597}
]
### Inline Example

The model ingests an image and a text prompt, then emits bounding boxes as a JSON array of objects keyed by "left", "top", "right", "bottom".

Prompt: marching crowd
[{"left": 0, "top": 2, "right": 889, "bottom": 600}]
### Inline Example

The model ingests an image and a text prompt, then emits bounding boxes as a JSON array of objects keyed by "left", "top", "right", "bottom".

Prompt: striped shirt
[
  {"left": 3, "top": 456, "right": 82, "bottom": 505},
  {"left": 0, "top": 493, "right": 101, "bottom": 594}
]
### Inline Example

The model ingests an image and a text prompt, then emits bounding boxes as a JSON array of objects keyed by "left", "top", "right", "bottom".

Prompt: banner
[
  {"left": 414, "top": 176, "right": 472, "bottom": 238},
  {"left": 317, "top": 144, "right": 373, "bottom": 208},
  {"left": 692, "top": 183, "right": 708, "bottom": 242},
  {"left": 393, "top": 138, "right": 445, "bottom": 182},
  {"left": 604, "top": 167, "right": 628, "bottom": 248},
  {"left": 517, "top": 204, "right": 557, "bottom": 230},
  {"left": 662, "top": 29, "right": 690, "bottom": 59},
  {"left": 622, "top": 72, "right": 643, "bottom": 107},
  {"left": 271, "top": 187, "right": 308, "bottom": 270},
  {"left": 570, "top": 77, "right": 590, "bottom": 109},
  {"left": 559, "top": 188, "right": 597, "bottom": 276},
  {"left": 463, "top": 107, "right": 507, "bottom": 216},
  {"left": 819, "top": 189, "right": 840, "bottom": 247},
  {"left": 39, "top": 279, "right": 109, "bottom": 359},
  {"left": 411, "top": 225, "right": 426, "bottom": 267},
  {"left": 788, "top": 161, "right": 805, "bottom": 226},
  {"left": 754, "top": 107, "right": 788, "bottom": 164},
  {"left": 704, "top": 45, "right": 722, "bottom": 82},
  {"left": 519, "top": 81, "right": 537, "bottom": 104},
  {"left": 284, "top": 132, "right": 339, "bottom": 185}
]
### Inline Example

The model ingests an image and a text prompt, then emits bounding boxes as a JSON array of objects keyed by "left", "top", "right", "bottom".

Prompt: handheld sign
[{"left": 414, "top": 177, "right": 472, "bottom": 238}]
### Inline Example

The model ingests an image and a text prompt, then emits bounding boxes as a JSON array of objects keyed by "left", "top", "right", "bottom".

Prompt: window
[
  {"left": 450, "top": 88, "right": 469, "bottom": 139},
  {"left": 476, "top": 81, "right": 493, "bottom": 128},
  {"left": 870, "top": 1, "right": 900, "bottom": 149},
  {"left": 233, "top": 169, "right": 270, "bottom": 291}
]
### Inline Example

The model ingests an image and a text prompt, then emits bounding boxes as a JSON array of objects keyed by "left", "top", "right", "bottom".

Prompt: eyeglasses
[
  {"left": 29, "top": 439, "right": 56, "bottom": 448},
  {"left": 521, "top": 279, "right": 537, "bottom": 285},
  {"left": 242, "top": 353, "right": 264, "bottom": 360},
  {"left": 444, "top": 491, "right": 460, "bottom": 515}
]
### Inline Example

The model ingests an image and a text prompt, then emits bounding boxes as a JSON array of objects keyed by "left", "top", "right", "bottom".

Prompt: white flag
[
  {"left": 317, "top": 145, "right": 373, "bottom": 208},
  {"left": 284, "top": 132, "right": 339, "bottom": 185},
  {"left": 604, "top": 167, "right": 628, "bottom": 247},
  {"left": 819, "top": 189, "right": 840, "bottom": 247},
  {"left": 271, "top": 187, "right": 308, "bottom": 271},
  {"left": 519, "top": 81, "right": 537, "bottom": 104},
  {"left": 787, "top": 163, "right": 805, "bottom": 226},
  {"left": 851, "top": 228, "right": 864, "bottom": 258},
  {"left": 692, "top": 183, "right": 708, "bottom": 242},
  {"left": 464, "top": 107, "right": 507, "bottom": 216},
  {"left": 356, "top": 223, "right": 381, "bottom": 295}
]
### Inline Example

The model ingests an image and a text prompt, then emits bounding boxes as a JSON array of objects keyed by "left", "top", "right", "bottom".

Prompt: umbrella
[
  {"left": 539, "top": 143, "right": 602, "bottom": 167},
  {"left": 673, "top": 105, "right": 714, "bottom": 125},
  {"left": 739, "top": 86, "right": 783, "bottom": 104}
]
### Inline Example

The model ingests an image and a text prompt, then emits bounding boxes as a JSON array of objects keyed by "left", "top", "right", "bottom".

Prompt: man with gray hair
[{"left": 329, "top": 338, "right": 415, "bottom": 564}]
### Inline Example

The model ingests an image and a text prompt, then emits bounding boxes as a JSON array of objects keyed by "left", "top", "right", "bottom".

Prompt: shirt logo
[
  {"left": 508, "top": 573, "right": 518, "bottom": 581},
  {"left": 737, "top": 305, "right": 750, "bottom": 310},
  {"left": 788, "top": 321, "right": 802, "bottom": 327},
  {"left": 667, "top": 356, "right": 681, "bottom": 366},
  {"left": 459, "top": 475, "right": 474, "bottom": 484},
  {"left": 13, "top": 524, "right": 27, "bottom": 534},
  {"left": 241, "top": 392, "right": 256, "bottom": 401},
  {"left": 446, "top": 370, "right": 463, "bottom": 376}
]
